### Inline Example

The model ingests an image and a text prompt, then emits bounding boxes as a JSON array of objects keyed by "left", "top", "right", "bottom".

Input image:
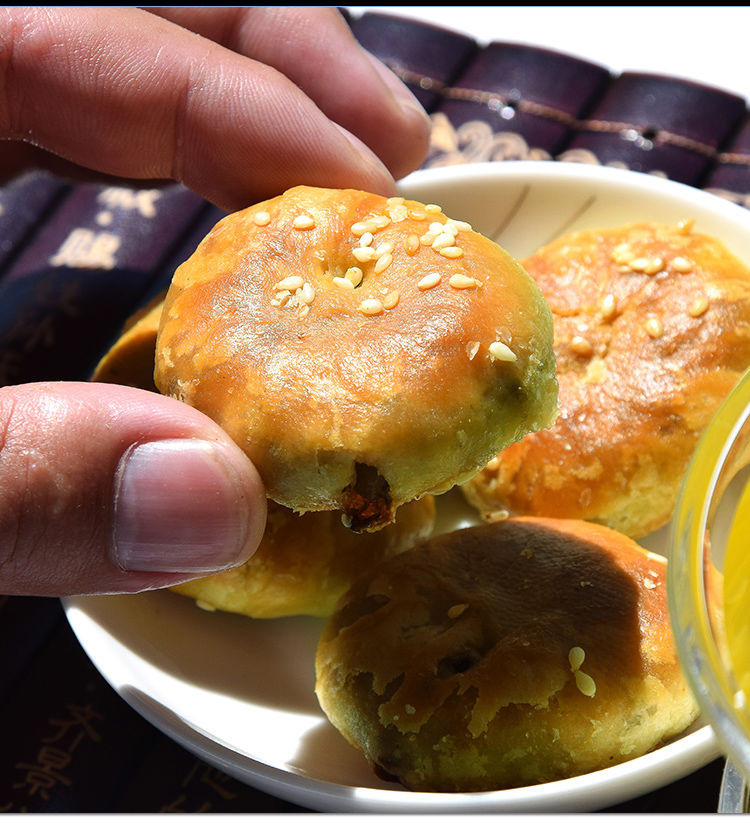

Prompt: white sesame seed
[
  {"left": 344, "top": 266, "right": 363, "bottom": 287},
  {"left": 383, "top": 290, "right": 400, "bottom": 309},
  {"left": 452, "top": 220, "right": 472, "bottom": 232},
  {"left": 447, "top": 603, "right": 468, "bottom": 619},
  {"left": 420, "top": 231, "right": 438, "bottom": 246},
  {"left": 370, "top": 215, "right": 391, "bottom": 230},
  {"left": 629, "top": 257, "right": 650, "bottom": 272},
  {"left": 643, "top": 578, "right": 657, "bottom": 589},
  {"left": 574, "top": 669, "right": 596, "bottom": 697},
  {"left": 352, "top": 246, "right": 378, "bottom": 263},
  {"left": 425, "top": 203, "right": 442, "bottom": 214},
  {"left": 253, "top": 211, "right": 271, "bottom": 226},
  {"left": 333, "top": 276, "right": 355, "bottom": 290},
  {"left": 358, "top": 231, "right": 374, "bottom": 248},
  {"left": 351, "top": 221, "right": 370, "bottom": 237},
  {"left": 611, "top": 243, "right": 634, "bottom": 265},
  {"left": 274, "top": 276, "right": 304, "bottom": 291},
  {"left": 568, "top": 646, "right": 585, "bottom": 671},
  {"left": 444, "top": 221, "right": 461, "bottom": 236},
  {"left": 489, "top": 341, "right": 517, "bottom": 362},
  {"left": 672, "top": 256, "right": 693, "bottom": 273},
  {"left": 405, "top": 235, "right": 420, "bottom": 256},
  {"left": 645, "top": 317, "right": 664, "bottom": 338},
  {"left": 374, "top": 242, "right": 394, "bottom": 257},
  {"left": 448, "top": 273, "right": 478, "bottom": 289},
  {"left": 387, "top": 204, "right": 408, "bottom": 222},
  {"left": 386, "top": 196, "right": 405, "bottom": 206},
  {"left": 570, "top": 336, "right": 594, "bottom": 357},
  {"left": 643, "top": 257, "right": 664, "bottom": 275},
  {"left": 439, "top": 246, "right": 464, "bottom": 259},
  {"left": 359, "top": 298, "right": 384, "bottom": 316},
  {"left": 300, "top": 282, "right": 315, "bottom": 304},
  {"left": 196, "top": 599, "right": 216, "bottom": 612},
  {"left": 467, "top": 341, "right": 480, "bottom": 360},
  {"left": 408, "top": 210, "right": 426, "bottom": 221},
  {"left": 293, "top": 215, "right": 315, "bottom": 230},
  {"left": 374, "top": 252, "right": 393, "bottom": 274},
  {"left": 688, "top": 295, "right": 709, "bottom": 317},
  {"left": 677, "top": 218, "right": 695, "bottom": 235},
  {"left": 485, "top": 456, "right": 500, "bottom": 471},
  {"left": 601, "top": 293, "right": 617, "bottom": 320},
  {"left": 431, "top": 232, "right": 456, "bottom": 251},
  {"left": 429, "top": 222, "right": 446, "bottom": 234},
  {"left": 298, "top": 304, "right": 310, "bottom": 319},
  {"left": 418, "top": 272, "right": 441, "bottom": 290}
]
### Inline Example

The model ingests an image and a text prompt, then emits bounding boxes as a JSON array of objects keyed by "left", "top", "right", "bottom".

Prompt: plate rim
[{"left": 65, "top": 159, "right": 746, "bottom": 812}]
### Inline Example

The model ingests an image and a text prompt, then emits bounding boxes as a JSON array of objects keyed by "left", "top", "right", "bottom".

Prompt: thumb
[{"left": 0, "top": 381, "right": 267, "bottom": 596}]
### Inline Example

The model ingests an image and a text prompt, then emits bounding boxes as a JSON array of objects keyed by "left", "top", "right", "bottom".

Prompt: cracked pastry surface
[
  {"left": 315, "top": 517, "right": 698, "bottom": 792},
  {"left": 153, "top": 185, "right": 557, "bottom": 529},
  {"left": 463, "top": 221, "right": 750, "bottom": 539}
]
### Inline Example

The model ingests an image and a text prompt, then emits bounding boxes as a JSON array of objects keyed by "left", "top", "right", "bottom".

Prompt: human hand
[
  {"left": 0, "top": 7, "right": 432, "bottom": 596},
  {"left": 0, "top": 6, "right": 432, "bottom": 211},
  {"left": 0, "top": 382, "right": 268, "bottom": 596}
]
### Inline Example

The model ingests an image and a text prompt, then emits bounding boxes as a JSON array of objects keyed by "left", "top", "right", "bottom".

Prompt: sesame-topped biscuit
[
  {"left": 154, "top": 186, "right": 557, "bottom": 529},
  {"left": 315, "top": 517, "right": 698, "bottom": 791},
  {"left": 464, "top": 220, "right": 750, "bottom": 539}
]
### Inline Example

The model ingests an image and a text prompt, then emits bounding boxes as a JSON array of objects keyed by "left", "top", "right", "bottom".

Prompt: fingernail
[{"left": 112, "top": 439, "right": 251, "bottom": 573}]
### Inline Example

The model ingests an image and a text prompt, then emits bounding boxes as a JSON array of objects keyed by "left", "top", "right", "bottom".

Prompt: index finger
[
  {"left": 143, "top": 6, "right": 432, "bottom": 182},
  {"left": 0, "top": 7, "right": 398, "bottom": 210}
]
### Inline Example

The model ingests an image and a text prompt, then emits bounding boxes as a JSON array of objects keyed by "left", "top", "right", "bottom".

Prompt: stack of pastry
[{"left": 94, "top": 186, "right": 750, "bottom": 792}]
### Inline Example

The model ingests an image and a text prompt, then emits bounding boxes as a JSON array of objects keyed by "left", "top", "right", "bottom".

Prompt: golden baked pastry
[
  {"left": 315, "top": 517, "right": 698, "bottom": 792},
  {"left": 154, "top": 185, "right": 557, "bottom": 530},
  {"left": 464, "top": 221, "right": 750, "bottom": 538},
  {"left": 92, "top": 291, "right": 165, "bottom": 391},
  {"left": 92, "top": 297, "right": 436, "bottom": 617},
  {"left": 172, "top": 496, "right": 435, "bottom": 618}
]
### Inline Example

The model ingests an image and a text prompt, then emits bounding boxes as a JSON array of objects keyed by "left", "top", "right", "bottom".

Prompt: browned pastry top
[
  {"left": 465, "top": 221, "right": 750, "bottom": 538},
  {"left": 315, "top": 517, "right": 698, "bottom": 791},
  {"left": 154, "top": 185, "right": 557, "bottom": 527}
]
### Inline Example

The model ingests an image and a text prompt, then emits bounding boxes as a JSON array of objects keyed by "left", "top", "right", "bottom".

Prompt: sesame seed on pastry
[
  {"left": 463, "top": 220, "right": 750, "bottom": 539},
  {"left": 153, "top": 186, "right": 557, "bottom": 530},
  {"left": 314, "top": 517, "right": 698, "bottom": 792}
]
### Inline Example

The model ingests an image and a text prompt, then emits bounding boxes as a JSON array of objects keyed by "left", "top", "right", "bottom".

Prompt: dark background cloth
[{"left": 1, "top": 8, "right": 748, "bottom": 813}]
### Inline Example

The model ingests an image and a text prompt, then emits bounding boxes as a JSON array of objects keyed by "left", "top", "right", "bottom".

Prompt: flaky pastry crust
[
  {"left": 173, "top": 495, "right": 435, "bottom": 618},
  {"left": 315, "top": 517, "right": 698, "bottom": 791},
  {"left": 153, "top": 186, "right": 557, "bottom": 529},
  {"left": 464, "top": 221, "right": 750, "bottom": 538}
]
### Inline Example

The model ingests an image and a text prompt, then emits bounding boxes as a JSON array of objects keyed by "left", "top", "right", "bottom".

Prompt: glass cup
[{"left": 669, "top": 368, "right": 750, "bottom": 811}]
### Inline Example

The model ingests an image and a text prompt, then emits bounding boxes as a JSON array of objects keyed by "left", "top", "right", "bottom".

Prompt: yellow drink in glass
[{"left": 725, "top": 479, "right": 750, "bottom": 717}]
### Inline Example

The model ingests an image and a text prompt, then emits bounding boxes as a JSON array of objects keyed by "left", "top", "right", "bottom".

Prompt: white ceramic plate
[{"left": 65, "top": 161, "right": 750, "bottom": 813}]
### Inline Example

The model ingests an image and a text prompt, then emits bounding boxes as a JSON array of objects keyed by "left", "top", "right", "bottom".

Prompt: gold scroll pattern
[{"left": 425, "top": 114, "right": 749, "bottom": 209}]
